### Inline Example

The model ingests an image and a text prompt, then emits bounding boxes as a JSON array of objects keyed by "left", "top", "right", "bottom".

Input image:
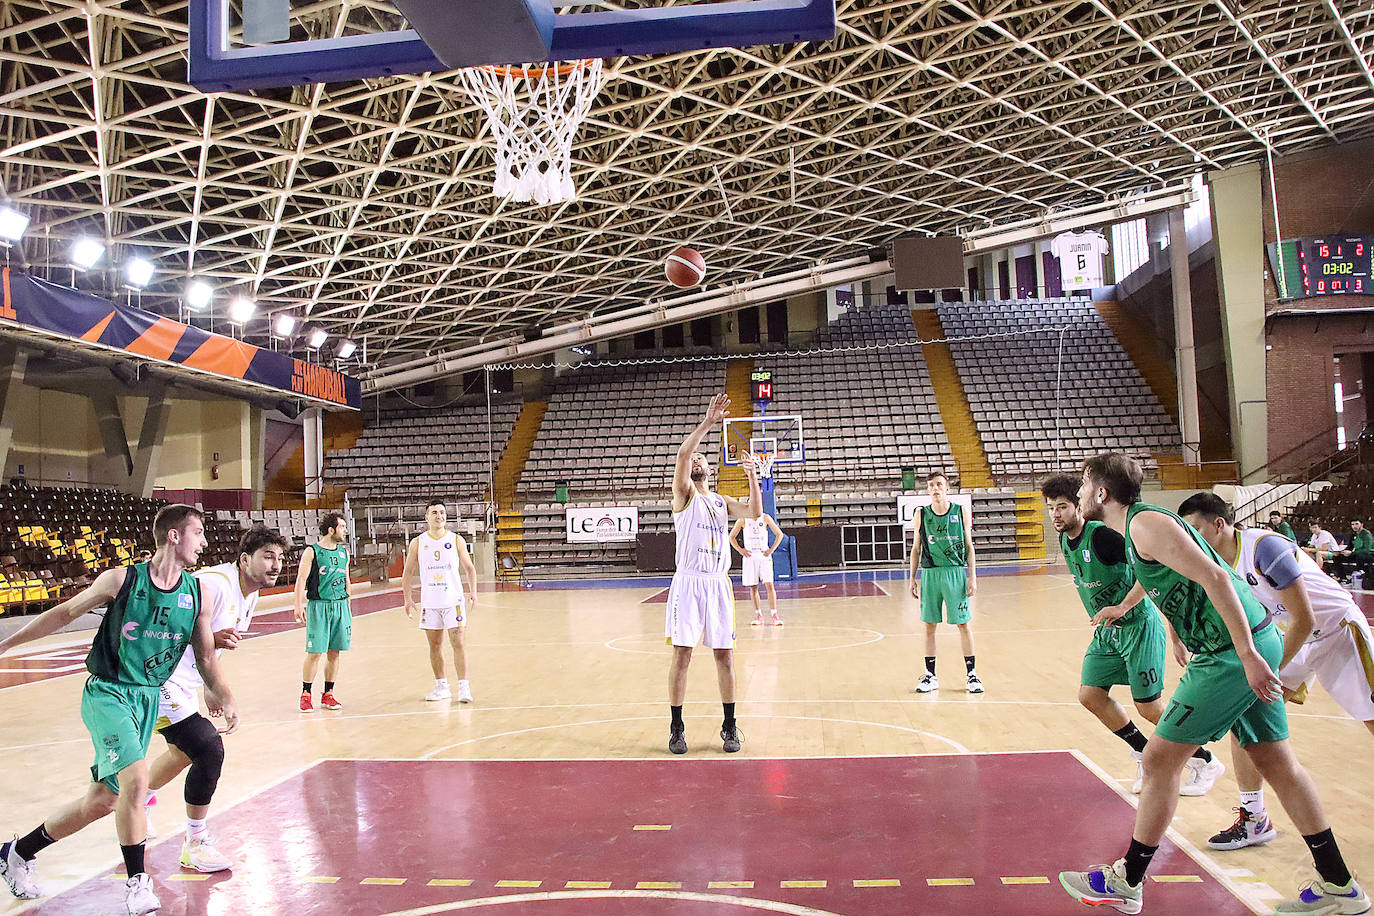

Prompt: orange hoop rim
[{"left": 475, "top": 58, "right": 600, "bottom": 79}]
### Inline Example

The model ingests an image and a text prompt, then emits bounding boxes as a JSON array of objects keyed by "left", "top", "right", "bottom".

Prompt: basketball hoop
[
  {"left": 456, "top": 58, "right": 606, "bottom": 205},
  {"left": 750, "top": 450, "right": 776, "bottom": 491}
]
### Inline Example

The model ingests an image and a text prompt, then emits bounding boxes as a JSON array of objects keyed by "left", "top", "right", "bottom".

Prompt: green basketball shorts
[
  {"left": 81, "top": 676, "right": 159, "bottom": 793},
  {"left": 1155, "top": 623, "right": 1288, "bottom": 749},
  {"left": 919, "top": 567, "right": 971, "bottom": 625},
  {"left": 1080, "top": 610, "right": 1167, "bottom": 702},
  {"left": 306, "top": 598, "right": 353, "bottom": 653}
]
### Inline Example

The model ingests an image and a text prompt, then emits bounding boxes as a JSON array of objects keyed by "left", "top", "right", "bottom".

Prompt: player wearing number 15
[{"left": 1059, "top": 453, "right": 1367, "bottom": 916}]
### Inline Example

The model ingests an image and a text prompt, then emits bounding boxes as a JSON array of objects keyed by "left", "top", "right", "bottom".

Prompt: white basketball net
[
  {"left": 750, "top": 451, "right": 776, "bottom": 480},
  {"left": 457, "top": 59, "right": 606, "bottom": 206}
]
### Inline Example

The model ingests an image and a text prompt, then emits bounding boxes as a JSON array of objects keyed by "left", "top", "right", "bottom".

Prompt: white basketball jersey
[
  {"left": 1051, "top": 231, "right": 1109, "bottom": 290},
  {"left": 675, "top": 489, "right": 730, "bottom": 576},
  {"left": 418, "top": 530, "right": 465, "bottom": 608},
  {"left": 1233, "top": 527, "right": 1359, "bottom": 645},
  {"left": 160, "top": 563, "right": 256, "bottom": 721},
  {"left": 743, "top": 517, "right": 769, "bottom": 552}
]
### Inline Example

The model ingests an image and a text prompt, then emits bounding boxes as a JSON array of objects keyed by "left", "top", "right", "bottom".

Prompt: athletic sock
[
  {"left": 13, "top": 825, "right": 56, "bottom": 861},
  {"left": 436, "top": 678, "right": 449, "bottom": 687},
  {"left": 1123, "top": 838, "right": 1157, "bottom": 887},
  {"left": 670, "top": 705, "right": 684, "bottom": 730},
  {"left": 323, "top": 681, "right": 335, "bottom": 694},
  {"left": 1240, "top": 788, "right": 1266, "bottom": 820},
  {"left": 924, "top": 657, "right": 936, "bottom": 676},
  {"left": 1190, "top": 747, "right": 1213, "bottom": 763},
  {"left": 1303, "top": 828, "right": 1353, "bottom": 888},
  {"left": 964, "top": 655, "right": 976, "bottom": 674},
  {"left": 723, "top": 702, "right": 736, "bottom": 729},
  {"left": 186, "top": 818, "right": 207, "bottom": 841},
  {"left": 301, "top": 681, "right": 311, "bottom": 695},
  {"left": 1112, "top": 722, "right": 1149, "bottom": 754},
  {"left": 121, "top": 842, "right": 146, "bottom": 878}
]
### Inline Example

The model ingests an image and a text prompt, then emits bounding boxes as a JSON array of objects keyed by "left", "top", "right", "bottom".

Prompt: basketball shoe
[
  {"left": 751, "top": 613, "right": 764, "bottom": 626},
  {"left": 1059, "top": 859, "right": 1143, "bottom": 914},
  {"left": 668, "top": 725, "right": 687, "bottom": 755},
  {"left": 1130, "top": 750, "right": 1144, "bottom": 794},
  {"left": 1274, "top": 877, "right": 1369, "bottom": 914},
  {"left": 965, "top": 672, "right": 984, "bottom": 694},
  {"left": 771, "top": 613, "right": 783, "bottom": 626},
  {"left": 0, "top": 838, "right": 41, "bottom": 899},
  {"left": 721, "top": 723, "right": 743, "bottom": 753},
  {"left": 299, "top": 693, "right": 314, "bottom": 713},
  {"left": 456, "top": 681, "right": 473, "bottom": 704},
  {"left": 125, "top": 873, "right": 159, "bottom": 916},
  {"left": 1180, "top": 755, "right": 1224, "bottom": 796},
  {"left": 180, "top": 835, "right": 232, "bottom": 873},
  {"left": 915, "top": 673, "right": 938, "bottom": 693},
  {"left": 425, "top": 681, "right": 451, "bottom": 702},
  {"left": 1208, "top": 807, "right": 1277, "bottom": 850},
  {"left": 144, "top": 791, "right": 157, "bottom": 838},
  {"left": 320, "top": 692, "right": 343, "bottom": 710}
]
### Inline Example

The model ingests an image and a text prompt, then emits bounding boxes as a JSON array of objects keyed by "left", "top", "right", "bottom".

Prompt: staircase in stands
[
  {"left": 493, "top": 400, "right": 547, "bottom": 579},
  {"left": 910, "top": 309, "right": 995, "bottom": 490},
  {"left": 716, "top": 358, "right": 755, "bottom": 499},
  {"left": 265, "top": 411, "right": 364, "bottom": 509}
]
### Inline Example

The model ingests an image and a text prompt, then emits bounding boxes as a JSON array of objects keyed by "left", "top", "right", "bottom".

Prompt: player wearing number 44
[
  {"left": 1058, "top": 453, "right": 1367, "bottom": 916},
  {"left": 1040, "top": 476, "right": 1223, "bottom": 798}
]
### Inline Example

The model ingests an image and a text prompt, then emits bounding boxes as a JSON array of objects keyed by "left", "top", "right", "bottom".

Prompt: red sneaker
[
  {"left": 299, "top": 693, "right": 314, "bottom": 712},
  {"left": 320, "top": 692, "right": 343, "bottom": 710}
]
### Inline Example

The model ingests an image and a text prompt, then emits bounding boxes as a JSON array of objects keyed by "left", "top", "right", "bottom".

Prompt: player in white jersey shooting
[
  {"left": 1181, "top": 493, "right": 1374, "bottom": 855},
  {"left": 729, "top": 512, "right": 785, "bottom": 626},
  {"left": 402, "top": 500, "right": 478, "bottom": 703},
  {"left": 667, "top": 394, "right": 762, "bottom": 755},
  {"left": 143, "top": 525, "right": 286, "bottom": 873}
]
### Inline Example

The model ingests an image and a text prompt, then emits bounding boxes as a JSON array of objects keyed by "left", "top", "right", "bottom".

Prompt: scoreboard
[
  {"left": 751, "top": 369, "right": 774, "bottom": 403},
  {"left": 1293, "top": 235, "right": 1372, "bottom": 296}
]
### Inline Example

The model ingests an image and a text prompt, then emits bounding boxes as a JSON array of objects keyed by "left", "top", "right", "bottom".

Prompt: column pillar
[
  {"left": 303, "top": 408, "right": 324, "bottom": 502},
  {"left": 0, "top": 345, "right": 29, "bottom": 476},
  {"left": 1169, "top": 207, "right": 1202, "bottom": 465},
  {"left": 130, "top": 385, "right": 171, "bottom": 498}
]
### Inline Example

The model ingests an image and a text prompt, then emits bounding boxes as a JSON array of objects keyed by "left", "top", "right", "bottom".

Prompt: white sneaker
[
  {"left": 124, "top": 873, "right": 159, "bottom": 916},
  {"left": 1179, "top": 755, "right": 1225, "bottom": 796},
  {"left": 456, "top": 680, "right": 473, "bottom": 704},
  {"left": 144, "top": 791, "right": 157, "bottom": 839},
  {"left": 0, "top": 838, "right": 41, "bottom": 899},
  {"left": 179, "top": 835, "right": 232, "bottom": 873},
  {"left": 966, "top": 672, "right": 984, "bottom": 694},
  {"left": 751, "top": 613, "right": 764, "bottom": 626},
  {"left": 915, "top": 673, "right": 939, "bottom": 693},
  {"left": 424, "top": 683, "right": 451, "bottom": 702},
  {"left": 1274, "top": 876, "right": 1370, "bottom": 914},
  {"left": 770, "top": 613, "right": 783, "bottom": 627},
  {"left": 1130, "top": 750, "right": 1144, "bottom": 795},
  {"left": 1207, "top": 808, "right": 1278, "bottom": 850}
]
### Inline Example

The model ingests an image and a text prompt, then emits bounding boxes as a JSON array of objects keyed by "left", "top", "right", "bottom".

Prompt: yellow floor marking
[
  {"left": 780, "top": 880, "right": 827, "bottom": 888},
  {"left": 1001, "top": 876, "right": 1051, "bottom": 885},
  {"left": 305, "top": 876, "right": 341, "bottom": 883},
  {"left": 927, "top": 877, "right": 975, "bottom": 886},
  {"left": 105, "top": 874, "right": 128, "bottom": 880},
  {"left": 1151, "top": 875, "right": 1203, "bottom": 883},
  {"left": 166, "top": 874, "right": 210, "bottom": 882},
  {"left": 361, "top": 877, "right": 406, "bottom": 886},
  {"left": 495, "top": 880, "right": 542, "bottom": 888},
  {"left": 633, "top": 825, "right": 671, "bottom": 831},
  {"left": 566, "top": 881, "right": 613, "bottom": 889},
  {"left": 708, "top": 881, "right": 755, "bottom": 888},
  {"left": 853, "top": 879, "right": 900, "bottom": 887},
  {"left": 636, "top": 881, "right": 682, "bottom": 889},
  {"left": 428, "top": 879, "right": 474, "bottom": 887}
]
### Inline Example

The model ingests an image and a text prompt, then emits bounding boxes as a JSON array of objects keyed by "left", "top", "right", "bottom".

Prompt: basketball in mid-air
[{"left": 665, "top": 246, "right": 707, "bottom": 288}]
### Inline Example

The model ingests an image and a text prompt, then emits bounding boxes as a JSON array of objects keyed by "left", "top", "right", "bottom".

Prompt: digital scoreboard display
[
  {"left": 1295, "top": 236, "right": 1372, "bottom": 296},
  {"left": 750, "top": 369, "right": 774, "bottom": 403}
]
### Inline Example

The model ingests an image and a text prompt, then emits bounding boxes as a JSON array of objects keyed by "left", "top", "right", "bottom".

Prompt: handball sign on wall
[{"left": 565, "top": 506, "right": 639, "bottom": 544}]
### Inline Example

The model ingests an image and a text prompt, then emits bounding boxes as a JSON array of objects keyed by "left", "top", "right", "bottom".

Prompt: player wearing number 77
[{"left": 1059, "top": 453, "right": 1367, "bottom": 916}]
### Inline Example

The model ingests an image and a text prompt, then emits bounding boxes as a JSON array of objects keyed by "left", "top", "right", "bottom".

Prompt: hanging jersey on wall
[{"left": 1051, "top": 231, "right": 1109, "bottom": 290}]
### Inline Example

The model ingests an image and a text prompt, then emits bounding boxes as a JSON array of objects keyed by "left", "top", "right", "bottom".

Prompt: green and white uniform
[
  {"left": 83, "top": 562, "right": 200, "bottom": 791},
  {"left": 305, "top": 542, "right": 351, "bottom": 653},
  {"left": 1124, "top": 503, "right": 1285, "bottom": 748},
  {"left": 918, "top": 502, "right": 970, "bottom": 625},
  {"left": 1064, "top": 521, "right": 1166, "bottom": 702}
]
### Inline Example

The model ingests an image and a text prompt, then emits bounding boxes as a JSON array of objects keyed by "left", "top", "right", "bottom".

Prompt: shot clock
[{"left": 750, "top": 369, "right": 774, "bottom": 404}]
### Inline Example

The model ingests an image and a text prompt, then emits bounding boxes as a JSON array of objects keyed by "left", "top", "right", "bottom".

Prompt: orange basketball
[{"left": 665, "top": 246, "right": 707, "bottom": 288}]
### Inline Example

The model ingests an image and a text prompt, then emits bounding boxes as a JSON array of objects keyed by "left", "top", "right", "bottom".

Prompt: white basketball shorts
[
  {"left": 420, "top": 603, "right": 466, "bottom": 630},
  {"left": 157, "top": 678, "right": 201, "bottom": 728},
  {"left": 1279, "top": 611, "right": 1374, "bottom": 722},
  {"left": 665, "top": 572, "right": 735, "bottom": 649},
  {"left": 742, "top": 551, "right": 774, "bottom": 587}
]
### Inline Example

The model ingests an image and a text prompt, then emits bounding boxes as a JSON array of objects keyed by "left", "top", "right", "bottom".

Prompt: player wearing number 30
[{"left": 402, "top": 499, "right": 478, "bottom": 703}]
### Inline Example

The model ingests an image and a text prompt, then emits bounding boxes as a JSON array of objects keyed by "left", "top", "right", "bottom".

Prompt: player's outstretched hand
[
  {"left": 704, "top": 392, "right": 730, "bottom": 425},
  {"left": 218, "top": 704, "right": 240, "bottom": 736},
  {"left": 1241, "top": 651, "right": 1282, "bottom": 704},
  {"left": 213, "top": 627, "right": 240, "bottom": 650},
  {"left": 1090, "top": 604, "right": 1128, "bottom": 627}
]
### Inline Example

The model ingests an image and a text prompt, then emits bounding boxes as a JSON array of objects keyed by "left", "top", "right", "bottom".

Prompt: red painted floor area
[
  {"left": 642, "top": 580, "right": 888, "bottom": 604},
  {"left": 31, "top": 754, "right": 1253, "bottom": 915},
  {"left": 0, "top": 590, "right": 406, "bottom": 690}
]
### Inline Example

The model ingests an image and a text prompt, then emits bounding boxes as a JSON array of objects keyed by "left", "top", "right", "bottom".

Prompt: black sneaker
[
  {"left": 721, "top": 723, "right": 742, "bottom": 753},
  {"left": 668, "top": 725, "right": 688, "bottom": 755}
]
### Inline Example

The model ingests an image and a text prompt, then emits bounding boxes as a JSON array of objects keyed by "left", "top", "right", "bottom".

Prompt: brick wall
[{"left": 1260, "top": 137, "right": 1374, "bottom": 472}]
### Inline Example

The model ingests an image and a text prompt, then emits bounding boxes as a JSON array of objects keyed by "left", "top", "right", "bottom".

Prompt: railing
[{"left": 1232, "top": 428, "right": 1370, "bottom": 525}]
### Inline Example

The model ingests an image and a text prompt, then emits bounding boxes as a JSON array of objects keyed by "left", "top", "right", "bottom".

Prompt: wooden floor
[{"left": 1, "top": 566, "right": 1370, "bottom": 914}]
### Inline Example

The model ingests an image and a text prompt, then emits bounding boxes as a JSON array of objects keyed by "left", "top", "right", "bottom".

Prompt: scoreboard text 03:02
[{"left": 1296, "top": 235, "right": 1372, "bottom": 296}]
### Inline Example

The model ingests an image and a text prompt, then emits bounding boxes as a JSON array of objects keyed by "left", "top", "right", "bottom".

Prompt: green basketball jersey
[
  {"left": 1124, "top": 503, "right": 1267, "bottom": 654},
  {"left": 1062, "top": 520, "right": 1143, "bottom": 622},
  {"left": 306, "top": 542, "right": 350, "bottom": 601},
  {"left": 918, "top": 502, "right": 967, "bottom": 569},
  {"left": 86, "top": 562, "right": 200, "bottom": 687}
]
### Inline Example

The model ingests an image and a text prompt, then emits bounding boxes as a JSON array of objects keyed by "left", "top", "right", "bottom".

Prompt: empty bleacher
[{"left": 938, "top": 299, "right": 1181, "bottom": 482}]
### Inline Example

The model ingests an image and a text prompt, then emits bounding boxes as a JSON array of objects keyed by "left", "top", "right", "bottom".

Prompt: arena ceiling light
[
  {"left": 306, "top": 326, "right": 328, "bottom": 348},
  {"left": 335, "top": 338, "right": 357, "bottom": 359},
  {"left": 273, "top": 313, "right": 297, "bottom": 337},
  {"left": 70, "top": 237, "right": 104, "bottom": 270},
  {"left": 0, "top": 206, "right": 29, "bottom": 244},
  {"left": 124, "top": 258, "right": 154, "bottom": 289},
  {"left": 229, "top": 296, "right": 257, "bottom": 324},
  {"left": 185, "top": 280, "right": 213, "bottom": 310}
]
